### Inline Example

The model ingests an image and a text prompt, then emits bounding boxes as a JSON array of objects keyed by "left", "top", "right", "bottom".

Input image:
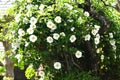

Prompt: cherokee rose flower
[
  {"left": 84, "top": 11, "right": 90, "bottom": 17},
  {"left": 30, "top": 17, "right": 37, "bottom": 25},
  {"left": 94, "top": 37, "right": 100, "bottom": 45},
  {"left": 54, "top": 16, "right": 62, "bottom": 23},
  {"left": 110, "top": 40, "right": 116, "bottom": 46},
  {"left": 27, "top": 27, "right": 34, "bottom": 34},
  {"left": 38, "top": 71, "right": 45, "bottom": 77},
  {"left": 60, "top": 32, "right": 65, "bottom": 37},
  {"left": 91, "top": 29, "right": 98, "bottom": 36},
  {"left": 39, "top": 4, "right": 45, "bottom": 10},
  {"left": 54, "top": 62, "right": 61, "bottom": 70},
  {"left": 94, "top": 25, "right": 100, "bottom": 31},
  {"left": 53, "top": 33, "right": 60, "bottom": 40},
  {"left": 71, "top": 27, "right": 75, "bottom": 31},
  {"left": 29, "top": 35, "right": 37, "bottom": 42},
  {"left": 30, "top": 24, "right": 36, "bottom": 29},
  {"left": 18, "top": 28, "right": 25, "bottom": 36},
  {"left": 109, "top": 33, "right": 113, "bottom": 38},
  {"left": 96, "top": 34, "right": 100, "bottom": 39},
  {"left": 47, "top": 36, "right": 53, "bottom": 43},
  {"left": 70, "top": 35, "right": 76, "bottom": 43},
  {"left": 85, "top": 34, "right": 91, "bottom": 41},
  {"left": 75, "top": 50, "right": 82, "bottom": 58},
  {"left": 46, "top": 21, "right": 57, "bottom": 30}
]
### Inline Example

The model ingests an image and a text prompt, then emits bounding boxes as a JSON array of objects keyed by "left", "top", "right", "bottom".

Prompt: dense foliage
[{"left": 0, "top": 0, "right": 120, "bottom": 80}]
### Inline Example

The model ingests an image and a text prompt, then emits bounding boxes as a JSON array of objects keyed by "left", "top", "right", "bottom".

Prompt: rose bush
[{"left": 2, "top": 0, "right": 120, "bottom": 80}]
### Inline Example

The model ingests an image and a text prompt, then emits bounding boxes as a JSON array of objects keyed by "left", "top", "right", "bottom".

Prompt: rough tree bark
[{"left": 2, "top": 41, "right": 14, "bottom": 80}]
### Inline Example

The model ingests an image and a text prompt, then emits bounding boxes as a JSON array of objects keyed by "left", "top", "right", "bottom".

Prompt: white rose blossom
[
  {"left": 64, "top": 3, "right": 73, "bottom": 10},
  {"left": 71, "top": 27, "right": 75, "bottom": 31},
  {"left": 54, "top": 16, "right": 62, "bottom": 23},
  {"left": 110, "top": 40, "right": 116, "bottom": 46},
  {"left": 18, "top": 28, "right": 25, "bottom": 36},
  {"left": 94, "top": 25, "right": 100, "bottom": 31},
  {"left": 53, "top": 33, "right": 60, "bottom": 40},
  {"left": 47, "top": 21, "right": 57, "bottom": 30},
  {"left": 75, "top": 50, "right": 82, "bottom": 58},
  {"left": 30, "top": 24, "right": 36, "bottom": 29},
  {"left": 96, "top": 34, "right": 100, "bottom": 39},
  {"left": 29, "top": 35, "right": 37, "bottom": 42},
  {"left": 85, "top": 34, "right": 91, "bottom": 41},
  {"left": 109, "top": 33, "right": 113, "bottom": 38},
  {"left": 94, "top": 37, "right": 100, "bottom": 45},
  {"left": 54, "top": 62, "right": 61, "bottom": 70},
  {"left": 39, "top": 4, "right": 45, "bottom": 10},
  {"left": 25, "top": 42, "right": 29, "bottom": 47},
  {"left": 47, "top": 36, "right": 53, "bottom": 43},
  {"left": 70, "top": 35, "right": 76, "bottom": 43},
  {"left": 38, "top": 71, "right": 45, "bottom": 77},
  {"left": 60, "top": 32, "right": 65, "bottom": 37},
  {"left": 30, "top": 17, "right": 37, "bottom": 25},
  {"left": 91, "top": 29, "right": 98, "bottom": 36},
  {"left": 101, "top": 55, "right": 104, "bottom": 60},
  {"left": 27, "top": 27, "right": 34, "bottom": 34},
  {"left": 84, "top": 11, "right": 90, "bottom": 17}
]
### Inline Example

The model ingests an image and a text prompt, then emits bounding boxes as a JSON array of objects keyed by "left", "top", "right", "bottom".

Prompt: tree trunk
[{"left": 3, "top": 41, "right": 14, "bottom": 80}]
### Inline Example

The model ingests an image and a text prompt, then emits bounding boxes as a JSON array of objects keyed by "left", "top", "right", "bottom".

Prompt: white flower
[
  {"left": 71, "top": 27, "right": 75, "bottom": 31},
  {"left": 15, "top": 54, "right": 22, "bottom": 63},
  {"left": 18, "top": 28, "right": 25, "bottom": 36},
  {"left": 96, "top": 34, "right": 100, "bottom": 39},
  {"left": 51, "top": 25, "right": 57, "bottom": 31},
  {"left": 25, "top": 42, "right": 29, "bottom": 47},
  {"left": 109, "top": 33, "right": 113, "bottom": 38},
  {"left": 54, "top": 62, "right": 61, "bottom": 70},
  {"left": 29, "top": 35, "right": 37, "bottom": 42},
  {"left": 85, "top": 34, "right": 91, "bottom": 41},
  {"left": 27, "top": 27, "right": 34, "bottom": 34},
  {"left": 75, "top": 51, "right": 82, "bottom": 58},
  {"left": 30, "top": 17, "right": 37, "bottom": 25},
  {"left": 110, "top": 40, "right": 115, "bottom": 46},
  {"left": 64, "top": 3, "right": 73, "bottom": 10},
  {"left": 68, "top": 19, "right": 73, "bottom": 22},
  {"left": 101, "top": 55, "right": 104, "bottom": 60},
  {"left": 94, "top": 38, "right": 100, "bottom": 45},
  {"left": 46, "top": 21, "right": 57, "bottom": 30},
  {"left": 47, "top": 36, "right": 53, "bottom": 43},
  {"left": 70, "top": 35, "right": 76, "bottom": 43},
  {"left": 39, "top": 4, "right": 45, "bottom": 10},
  {"left": 30, "top": 24, "right": 36, "bottom": 29},
  {"left": 53, "top": 33, "right": 60, "bottom": 40},
  {"left": 84, "top": 11, "right": 89, "bottom": 17},
  {"left": 91, "top": 29, "right": 98, "bottom": 36},
  {"left": 12, "top": 40, "right": 20, "bottom": 50},
  {"left": 54, "top": 16, "right": 62, "bottom": 23},
  {"left": 60, "top": 32, "right": 65, "bottom": 37},
  {"left": 94, "top": 25, "right": 100, "bottom": 31},
  {"left": 38, "top": 71, "right": 45, "bottom": 77}
]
